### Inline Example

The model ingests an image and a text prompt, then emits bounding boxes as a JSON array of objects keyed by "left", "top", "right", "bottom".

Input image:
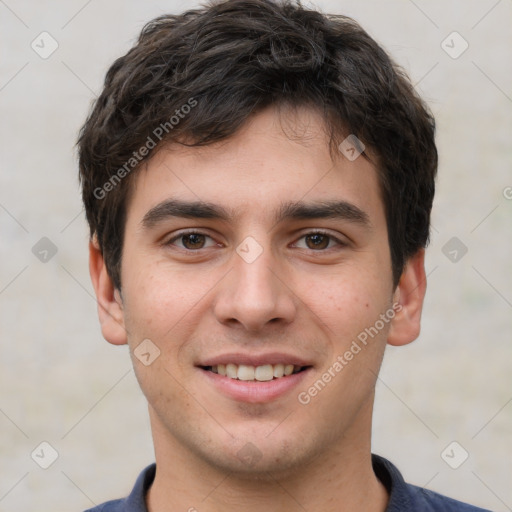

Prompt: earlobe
[
  {"left": 387, "top": 250, "right": 427, "bottom": 347},
  {"left": 88, "top": 237, "right": 128, "bottom": 346}
]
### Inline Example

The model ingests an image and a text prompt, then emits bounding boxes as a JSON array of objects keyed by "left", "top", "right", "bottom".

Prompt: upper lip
[{"left": 198, "top": 352, "right": 313, "bottom": 367}]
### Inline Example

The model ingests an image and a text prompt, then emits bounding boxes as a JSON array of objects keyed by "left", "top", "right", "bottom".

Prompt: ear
[
  {"left": 387, "top": 249, "right": 427, "bottom": 347},
  {"left": 88, "top": 236, "right": 127, "bottom": 345}
]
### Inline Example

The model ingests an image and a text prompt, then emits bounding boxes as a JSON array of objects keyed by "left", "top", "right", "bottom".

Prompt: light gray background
[{"left": 1, "top": 0, "right": 511, "bottom": 511}]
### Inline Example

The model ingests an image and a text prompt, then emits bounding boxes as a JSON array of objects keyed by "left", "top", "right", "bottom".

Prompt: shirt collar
[{"left": 126, "top": 455, "right": 411, "bottom": 511}]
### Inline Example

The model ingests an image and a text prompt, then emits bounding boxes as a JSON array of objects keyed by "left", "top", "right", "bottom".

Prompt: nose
[{"left": 213, "top": 242, "right": 297, "bottom": 333}]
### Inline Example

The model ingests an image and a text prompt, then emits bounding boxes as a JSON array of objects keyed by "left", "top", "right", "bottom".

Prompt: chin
[
  {"left": 204, "top": 442, "right": 311, "bottom": 479},
  {"left": 198, "top": 422, "right": 323, "bottom": 479}
]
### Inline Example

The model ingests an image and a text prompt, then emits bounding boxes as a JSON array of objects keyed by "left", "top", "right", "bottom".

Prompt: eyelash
[{"left": 165, "top": 229, "right": 347, "bottom": 252}]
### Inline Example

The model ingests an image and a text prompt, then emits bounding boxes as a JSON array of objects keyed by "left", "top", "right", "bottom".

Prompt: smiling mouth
[{"left": 201, "top": 363, "right": 309, "bottom": 382}]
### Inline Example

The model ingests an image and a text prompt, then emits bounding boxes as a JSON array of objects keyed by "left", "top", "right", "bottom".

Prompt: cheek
[
  {"left": 302, "top": 264, "right": 392, "bottom": 338},
  {"left": 122, "top": 265, "right": 203, "bottom": 404},
  {"left": 120, "top": 260, "right": 224, "bottom": 366}
]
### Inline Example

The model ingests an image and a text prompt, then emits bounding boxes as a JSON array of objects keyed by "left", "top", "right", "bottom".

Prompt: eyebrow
[{"left": 141, "top": 198, "right": 371, "bottom": 230}]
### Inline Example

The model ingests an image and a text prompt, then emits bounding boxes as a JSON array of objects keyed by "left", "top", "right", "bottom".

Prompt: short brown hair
[{"left": 78, "top": 0, "right": 437, "bottom": 290}]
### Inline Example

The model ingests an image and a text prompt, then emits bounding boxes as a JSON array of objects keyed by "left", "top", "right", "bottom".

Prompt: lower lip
[{"left": 200, "top": 368, "right": 311, "bottom": 403}]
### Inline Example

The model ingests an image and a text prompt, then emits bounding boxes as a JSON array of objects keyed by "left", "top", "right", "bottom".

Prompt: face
[{"left": 91, "top": 105, "right": 425, "bottom": 478}]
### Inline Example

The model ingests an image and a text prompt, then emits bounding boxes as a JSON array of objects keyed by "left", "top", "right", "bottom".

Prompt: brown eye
[
  {"left": 181, "top": 233, "right": 206, "bottom": 249},
  {"left": 304, "top": 233, "right": 330, "bottom": 250},
  {"left": 166, "top": 231, "right": 216, "bottom": 250}
]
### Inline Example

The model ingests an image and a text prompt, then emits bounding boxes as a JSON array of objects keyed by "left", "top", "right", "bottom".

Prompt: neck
[{"left": 146, "top": 403, "right": 389, "bottom": 512}]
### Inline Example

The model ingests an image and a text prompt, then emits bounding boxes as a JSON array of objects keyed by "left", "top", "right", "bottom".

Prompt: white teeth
[
  {"left": 226, "top": 363, "right": 238, "bottom": 379},
  {"left": 208, "top": 363, "right": 304, "bottom": 381},
  {"left": 273, "top": 363, "right": 284, "bottom": 378},
  {"left": 254, "top": 364, "right": 274, "bottom": 381},
  {"left": 237, "top": 364, "right": 255, "bottom": 381}
]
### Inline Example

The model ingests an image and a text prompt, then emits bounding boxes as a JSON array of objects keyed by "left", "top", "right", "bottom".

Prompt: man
[{"left": 78, "top": 0, "right": 491, "bottom": 510}]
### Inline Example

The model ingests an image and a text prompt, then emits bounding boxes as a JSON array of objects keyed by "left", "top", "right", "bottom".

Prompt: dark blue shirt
[{"left": 84, "top": 454, "right": 493, "bottom": 511}]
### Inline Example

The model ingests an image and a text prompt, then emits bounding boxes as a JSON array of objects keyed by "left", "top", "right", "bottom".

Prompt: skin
[{"left": 89, "top": 105, "right": 426, "bottom": 512}]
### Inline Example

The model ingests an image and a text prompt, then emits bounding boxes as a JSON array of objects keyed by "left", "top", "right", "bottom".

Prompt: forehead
[{"left": 126, "top": 105, "right": 385, "bottom": 229}]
